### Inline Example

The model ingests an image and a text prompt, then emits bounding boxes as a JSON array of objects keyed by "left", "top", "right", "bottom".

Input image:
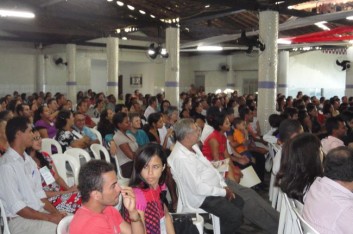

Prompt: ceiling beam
[
  {"left": 181, "top": 9, "right": 353, "bottom": 48},
  {"left": 181, "top": 9, "right": 245, "bottom": 24},
  {"left": 39, "top": 0, "right": 66, "bottom": 8}
]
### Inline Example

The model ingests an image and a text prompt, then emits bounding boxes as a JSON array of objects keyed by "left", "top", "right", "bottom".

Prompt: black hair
[
  {"left": 325, "top": 116, "right": 344, "bottom": 135},
  {"left": 208, "top": 112, "right": 227, "bottom": 131},
  {"left": 276, "top": 133, "right": 323, "bottom": 202},
  {"left": 283, "top": 107, "right": 298, "bottom": 119},
  {"left": 278, "top": 119, "right": 302, "bottom": 142},
  {"left": 269, "top": 114, "right": 282, "bottom": 128},
  {"left": 129, "top": 143, "right": 167, "bottom": 189},
  {"left": 78, "top": 160, "right": 115, "bottom": 203},
  {"left": 113, "top": 112, "right": 128, "bottom": 129},
  {"left": 160, "top": 100, "right": 171, "bottom": 113},
  {"left": 33, "top": 105, "right": 45, "bottom": 124},
  {"left": 147, "top": 112, "right": 162, "bottom": 126},
  {"left": 15, "top": 103, "right": 29, "bottom": 116},
  {"left": 115, "top": 104, "right": 127, "bottom": 113},
  {"left": 55, "top": 110, "right": 72, "bottom": 130},
  {"left": 324, "top": 146, "right": 353, "bottom": 182},
  {"left": 26, "top": 127, "right": 52, "bottom": 169},
  {"left": 6, "top": 116, "right": 30, "bottom": 143}
]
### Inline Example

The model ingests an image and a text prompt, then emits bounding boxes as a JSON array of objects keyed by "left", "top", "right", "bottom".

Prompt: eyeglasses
[{"left": 33, "top": 136, "right": 41, "bottom": 141}]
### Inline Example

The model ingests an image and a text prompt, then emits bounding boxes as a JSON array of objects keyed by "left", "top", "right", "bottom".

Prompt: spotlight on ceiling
[
  {"left": 147, "top": 43, "right": 169, "bottom": 59},
  {"left": 116, "top": 1, "right": 124, "bottom": 6}
]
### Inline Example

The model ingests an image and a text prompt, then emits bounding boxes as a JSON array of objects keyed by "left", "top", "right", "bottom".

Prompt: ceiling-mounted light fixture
[
  {"left": 139, "top": 10, "right": 146, "bottom": 14},
  {"left": 150, "top": 14, "right": 155, "bottom": 18},
  {"left": 147, "top": 43, "right": 169, "bottom": 59},
  {"left": 116, "top": 1, "right": 124, "bottom": 6},
  {"left": 197, "top": 45, "right": 223, "bottom": 51},
  {"left": 315, "top": 21, "right": 330, "bottom": 31},
  {"left": 277, "top": 38, "right": 292, "bottom": 44},
  {"left": 127, "top": 5, "right": 135, "bottom": 10},
  {"left": 0, "top": 9, "right": 35, "bottom": 18}
]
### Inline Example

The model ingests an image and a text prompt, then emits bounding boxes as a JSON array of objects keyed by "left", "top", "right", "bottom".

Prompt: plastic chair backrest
[
  {"left": 112, "top": 154, "right": 128, "bottom": 180},
  {"left": 41, "top": 138, "right": 63, "bottom": 155},
  {"left": 292, "top": 208, "right": 320, "bottom": 234},
  {"left": 65, "top": 148, "right": 91, "bottom": 165},
  {"left": 169, "top": 163, "right": 221, "bottom": 234},
  {"left": 0, "top": 199, "right": 10, "bottom": 234},
  {"left": 283, "top": 193, "right": 303, "bottom": 234},
  {"left": 51, "top": 153, "right": 81, "bottom": 185},
  {"left": 90, "top": 143, "right": 111, "bottom": 163},
  {"left": 293, "top": 199, "right": 304, "bottom": 214},
  {"left": 56, "top": 215, "right": 74, "bottom": 234},
  {"left": 89, "top": 128, "right": 103, "bottom": 145}
]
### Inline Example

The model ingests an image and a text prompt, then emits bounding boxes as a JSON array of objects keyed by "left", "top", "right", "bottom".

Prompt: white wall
[
  {"left": 287, "top": 51, "right": 346, "bottom": 97},
  {"left": 0, "top": 41, "right": 348, "bottom": 100}
]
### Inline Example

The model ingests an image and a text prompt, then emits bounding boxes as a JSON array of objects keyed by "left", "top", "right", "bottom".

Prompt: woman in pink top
[{"left": 126, "top": 143, "right": 175, "bottom": 234}]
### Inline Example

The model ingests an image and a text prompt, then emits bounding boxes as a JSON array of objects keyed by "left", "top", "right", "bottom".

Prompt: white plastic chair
[
  {"left": 293, "top": 199, "right": 304, "bottom": 214},
  {"left": 283, "top": 193, "right": 302, "bottom": 234},
  {"left": 41, "top": 138, "right": 63, "bottom": 155},
  {"left": 51, "top": 153, "right": 81, "bottom": 185},
  {"left": 89, "top": 128, "right": 103, "bottom": 145},
  {"left": 57, "top": 215, "right": 74, "bottom": 234},
  {"left": 268, "top": 143, "right": 279, "bottom": 203},
  {"left": 90, "top": 143, "right": 111, "bottom": 163},
  {"left": 170, "top": 167, "right": 221, "bottom": 234},
  {"left": 112, "top": 154, "right": 131, "bottom": 186},
  {"left": 0, "top": 199, "right": 10, "bottom": 234},
  {"left": 65, "top": 148, "right": 91, "bottom": 165},
  {"left": 292, "top": 208, "right": 320, "bottom": 234},
  {"left": 277, "top": 190, "right": 286, "bottom": 234}
]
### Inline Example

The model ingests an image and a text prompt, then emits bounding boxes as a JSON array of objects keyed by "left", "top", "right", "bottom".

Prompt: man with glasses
[{"left": 169, "top": 118, "right": 279, "bottom": 234}]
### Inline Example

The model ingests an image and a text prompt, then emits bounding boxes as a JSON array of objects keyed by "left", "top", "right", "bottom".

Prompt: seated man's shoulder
[{"left": 70, "top": 206, "right": 121, "bottom": 233}]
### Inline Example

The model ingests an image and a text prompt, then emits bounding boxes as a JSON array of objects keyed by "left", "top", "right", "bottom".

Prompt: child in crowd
[{"left": 233, "top": 117, "right": 256, "bottom": 164}]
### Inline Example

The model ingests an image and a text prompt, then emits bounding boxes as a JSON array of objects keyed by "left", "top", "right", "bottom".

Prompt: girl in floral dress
[{"left": 27, "top": 128, "right": 82, "bottom": 213}]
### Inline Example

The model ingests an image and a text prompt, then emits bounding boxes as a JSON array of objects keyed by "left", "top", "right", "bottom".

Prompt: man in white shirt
[
  {"left": 0, "top": 117, "right": 65, "bottom": 234},
  {"left": 144, "top": 96, "right": 158, "bottom": 120},
  {"left": 169, "top": 118, "right": 279, "bottom": 234},
  {"left": 321, "top": 116, "right": 346, "bottom": 155},
  {"left": 303, "top": 146, "right": 353, "bottom": 234}
]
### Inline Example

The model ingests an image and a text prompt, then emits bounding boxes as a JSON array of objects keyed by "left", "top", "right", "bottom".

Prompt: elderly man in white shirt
[
  {"left": 169, "top": 118, "right": 279, "bottom": 234},
  {"left": 0, "top": 117, "right": 65, "bottom": 234}
]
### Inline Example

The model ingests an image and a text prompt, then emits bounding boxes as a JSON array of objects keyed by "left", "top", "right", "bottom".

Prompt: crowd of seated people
[{"left": 1, "top": 88, "right": 353, "bottom": 233}]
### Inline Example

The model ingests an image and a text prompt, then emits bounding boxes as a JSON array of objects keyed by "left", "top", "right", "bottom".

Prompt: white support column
[
  {"left": 36, "top": 53, "right": 46, "bottom": 92},
  {"left": 258, "top": 11, "right": 279, "bottom": 133},
  {"left": 164, "top": 27, "right": 180, "bottom": 106},
  {"left": 346, "top": 47, "right": 353, "bottom": 97},
  {"left": 278, "top": 51, "right": 289, "bottom": 96},
  {"left": 106, "top": 37, "right": 119, "bottom": 97},
  {"left": 226, "top": 55, "right": 235, "bottom": 90},
  {"left": 66, "top": 44, "right": 77, "bottom": 103}
]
